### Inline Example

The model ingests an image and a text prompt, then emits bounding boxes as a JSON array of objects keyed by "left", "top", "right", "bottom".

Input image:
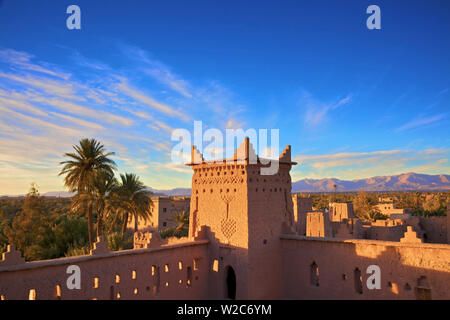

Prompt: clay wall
[
  {"left": 418, "top": 216, "right": 447, "bottom": 244},
  {"left": 128, "top": 197, "right": 190, "bottom": 232},
  {"left": 0, "top": 238, "right": 209, "bottom": 300},
  {"left": 329, "top": 203, "right": 355, "bottom": 222},
  {"left": 280, "top": 235, "right": 450, "bottom": 299},
  {"left": 292, "top": 195, "right": 312, "bottom": 235}
]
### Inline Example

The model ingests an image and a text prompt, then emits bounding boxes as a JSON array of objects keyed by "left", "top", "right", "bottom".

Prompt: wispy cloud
[
  {"left": 120, "top": 44, "right": 192, "bottom": 98},
  {"left": 436, "top": 88, "right": 449, "bottom": 97},
  {"left": 0, "top": 71, "right": 77, "bottom": 98},
  {"left": 116, "top": 80, "right": 190, "bottom": 121},
  {"left": 395, "top": 113, "right": 447, "bottom": 132},
  {"left": 292, "top": 148, "right": 450, "bottom": 180},
  {"left": 0, "top": 44, "right": 248, "bottom": 194},
  {"left": 48, "top": 111, "right": 105, "bottom": 130},
  {"left": 301, "top": 91, "right": 353, "bottom": 127},
  {"left": 225, "top": 118, "right": 245, "bottom": 129},
  {"left": 0, "top": 48, "right": 71, "bottom": 80},
  {"left": 71, "top": 51, "right": 110, "bottom": 71},
  {"left": 144, "top": 66, "right": 192, "bottom": 98}
]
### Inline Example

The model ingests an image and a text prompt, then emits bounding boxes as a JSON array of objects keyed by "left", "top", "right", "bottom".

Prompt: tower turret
[{"left": 186, "top": 137, "right": 297, "bottom": 299}]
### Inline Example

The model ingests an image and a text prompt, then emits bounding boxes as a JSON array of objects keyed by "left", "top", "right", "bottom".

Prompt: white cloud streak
[
  {"left": 395, "top": 113, "right": 447, "bottom": 132},
  {"left": 302, "top": 92, "right": 353, "bottom": 127}
]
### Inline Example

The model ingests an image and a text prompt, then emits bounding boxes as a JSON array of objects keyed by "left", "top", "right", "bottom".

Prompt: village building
[
  {"left": 127, "top": 196, "right": 190, "bottom": 232},
  {"left": 374, "top": 201, "right": 412, "bottom": 220}
]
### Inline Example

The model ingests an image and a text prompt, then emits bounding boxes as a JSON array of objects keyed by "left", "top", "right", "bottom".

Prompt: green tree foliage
[
  {"left": 2, "top": 184, "right": 89, "bottom": 261},
  {"left": 106, "top": 231, "right": 134, "bottom": 251},
  {"left": 160, "top": 228, "right": 175, "bottom": 239},
  {"left": 91, "top": 170, "right": 118, "bottom": 237},
  {"left": 71, "top": 170, "right": 118, "bottom": 238},
  {"left": 108, "top": 173, "right": 153, "bottom": 237},
  {"left": 4, "top": 184, "right": 57, "bottom": 260},
  {"left": 65, "top": 245, "right": 90, "bottom": 257},
  {"left": 0, "top": 138, "right": 155, "bottom": 261},
  {"left": 53, "top": 215, "right": 89, "bottom": 256},
  {"left": 313, "top": 194, "right": 331, "bottom": 211},
  {"left": 170, "top": 209, "right": 190, "bottom": 237},
  {"left": 418, "top": 194, "right": 447, "bottom": 217},
  {"left": 352, "top": 191, "right": 382, "bottom": 222},
  {"left": 160, "top": 210, "right": 189, "bottom": 239},
  {"left": 59, "top": 138, "right": 117, "bottom": 248},
  {"left": 304, "top": 191, "right": 449, "bottom": 218}
]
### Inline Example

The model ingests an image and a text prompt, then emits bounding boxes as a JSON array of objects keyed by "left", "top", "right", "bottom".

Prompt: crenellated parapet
[
  {"left": 133, "top": 229, "right": 207, "bottom": 249},
  {"left": 278, "top": 145, "right": 292, "bottom": 163},
  {"left": 133, "top": 231, "right": 164, "bottom": 249},
  {"left": 191, "top": 145, "right": 205, "bottom": 165},
  {"left": 0, "top": 245, "right": 25, "bottom": 267},
  {"left": 90, "top": 236, "right": 110, "bottom": 255},
  {"left": 400, "top": 226, "right": 423, "bottom": 243},
  {"left": 0, "top": 237, "right": 209, "bottom": 300}
]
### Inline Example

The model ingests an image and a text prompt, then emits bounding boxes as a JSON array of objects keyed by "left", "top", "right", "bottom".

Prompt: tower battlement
[
  {"left": 186, "top": 137, "right": 297, "bottom": 299},
  {"left": 186, "top": 137, "right": 296, "bottom": 240}
]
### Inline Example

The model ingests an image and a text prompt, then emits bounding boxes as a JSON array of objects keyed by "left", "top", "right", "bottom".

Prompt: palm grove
[{"left": 0, "top": 138, "right": 189, "bottom": 261}]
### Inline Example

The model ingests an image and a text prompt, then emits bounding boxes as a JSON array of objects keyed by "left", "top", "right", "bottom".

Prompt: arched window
[
  {"left": 186, "top": 266, "right": 192, "bottom": 288},
  {"left": 310, "top": 262, "right": 319, "bottom": 287},
  {"left": 416, "top": 276, "right": 432, "bottom": 300},
  {"left": 152, "top": 266, "right": 160, "bottom": 296},
  {"left": 28, "top": 289, "right": 36, "bottom": 300},
  {"left": 54, "top": 285, "right": 61, "bottom": 300},
  {"left": 354, "top": 268, "right": 363, "bottom": 294},
  {"left": 225, "top": 266, "right": 236, "bottom": 299}
]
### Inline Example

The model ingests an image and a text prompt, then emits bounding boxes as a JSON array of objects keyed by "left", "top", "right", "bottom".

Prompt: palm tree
[
  {"left": 110, "top": 173, "right": 153, "bottom": 237},
  {"left": 59, "top": 138, "right": 117, "bottom": 248},
  {"left": 362, "top": 209, "right": 388, "bottom": 222},
  {"left": 91, "top": 170, "right": 118, "bottom": 237},
  {"left": 169, "top": 210, "right": 190, "bottom": 237}
]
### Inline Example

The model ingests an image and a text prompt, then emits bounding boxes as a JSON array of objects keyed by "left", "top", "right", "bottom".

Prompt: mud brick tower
[{"left": 187, "top": 137, "right": 296, "bottom": 299}]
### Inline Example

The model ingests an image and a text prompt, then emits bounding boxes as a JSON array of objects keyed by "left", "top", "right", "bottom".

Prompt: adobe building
[
  {"left": 306, "top": 211, "right": 332, "bottom": 237},
  {"left": 0, "top": 139, "right": 449, "bottom": 300},
  {"left": 374, "top": 201, "right": 411, "bottom": 220},
  {"left": 187, "top": 137, "right": 297, "bottom": 299},
  {"left": 127, "top": 196, "right": 190, "bottom": 232},
  {"left": 292, "top": 195, "right": 312, "bottom": 235},
  {"left": 329, "top": 202, "right": 355, "bottom": 222},
  {"left": 378, "top": 197, "right": 394, "bottom": 203}
]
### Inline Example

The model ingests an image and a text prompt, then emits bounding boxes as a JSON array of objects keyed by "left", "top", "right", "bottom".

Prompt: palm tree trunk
[
  {"left": 121, "top": 212, "right": 129, "bottom": 239},
  {"left": 97, "top": 211, "right": 103, "bottom": 238},
  {"left": 88, "top": 203, "right": 94, "bottom": 249},
  {"left": 108, "top": 211, "right": 119, "bottom": 233}
]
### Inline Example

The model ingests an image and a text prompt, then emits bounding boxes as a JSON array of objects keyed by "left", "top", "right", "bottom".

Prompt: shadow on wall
[
  {"left": 1, "top": 227, "right": 449, "bottom": 300},
  {"left": 0, "top": 234, "right": 210, "bottom": 300},
  {"left": 281, "top": 236, "right": 450, "bottom": 300}
]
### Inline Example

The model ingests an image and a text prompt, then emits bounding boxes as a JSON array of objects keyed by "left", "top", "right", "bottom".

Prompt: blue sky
[{"left": 0, "top": 0, "right": 449, "bottom": 194}]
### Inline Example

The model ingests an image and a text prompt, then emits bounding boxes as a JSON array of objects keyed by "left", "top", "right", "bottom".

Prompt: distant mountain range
[
  {"left": 1, "top": 173, "right": 448, "bottom": 198},
  {"left": 291, "top": 172, "right": 450, "bottom": 193},
  {"left": 145, "top": 187, "right": 192, "bottom": 197}
]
